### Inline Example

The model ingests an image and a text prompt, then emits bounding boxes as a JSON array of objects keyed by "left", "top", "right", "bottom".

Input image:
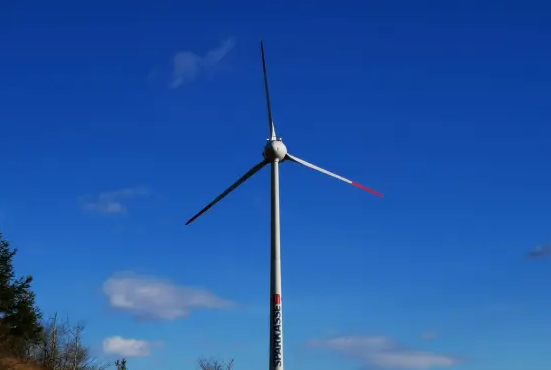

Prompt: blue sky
[{"left": 1, "top": 0, "right": 551, "bottom": 369}]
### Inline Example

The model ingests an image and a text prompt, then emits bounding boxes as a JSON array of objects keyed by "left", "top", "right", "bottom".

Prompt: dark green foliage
[
  {"left": 0, "top": 232, "right": 43, "bottom": 357},
  {"left": 114, "top": 359, "right": 127, "bottom": 370}
]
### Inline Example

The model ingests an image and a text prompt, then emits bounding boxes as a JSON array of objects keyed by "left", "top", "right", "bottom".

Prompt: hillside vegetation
[
  {"left": 0, "top": 232, "right": 233, "bottom": 370},
  {"left": 0, "top": 232, "right": 116, "bottom": 370}
]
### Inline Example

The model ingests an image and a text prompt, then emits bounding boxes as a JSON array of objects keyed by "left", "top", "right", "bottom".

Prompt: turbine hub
[{"left": 263, "top": 139, "right": 287, "bottom": 162}]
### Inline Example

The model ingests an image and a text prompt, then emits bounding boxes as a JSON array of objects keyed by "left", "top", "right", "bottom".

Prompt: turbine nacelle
[{"left": 263, "top": 139, "right": 288, "bottom": 162}]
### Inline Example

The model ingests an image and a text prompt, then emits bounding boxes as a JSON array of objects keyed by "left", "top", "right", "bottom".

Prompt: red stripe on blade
[{"left": 352, "top": 182, "right": 384, "bottom": 197}]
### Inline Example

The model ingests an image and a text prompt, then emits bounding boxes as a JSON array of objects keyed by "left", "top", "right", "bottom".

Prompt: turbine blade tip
[{"left": 351, "top": 181, "right": 384, "bottom": 197}]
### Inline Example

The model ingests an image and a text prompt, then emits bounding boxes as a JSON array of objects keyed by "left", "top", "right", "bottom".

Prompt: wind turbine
[{"left": 185, "top": 41, "right": 384, "bottom": 370}]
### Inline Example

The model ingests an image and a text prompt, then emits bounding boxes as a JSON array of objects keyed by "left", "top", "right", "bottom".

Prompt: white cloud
[
  {"left": 80, "top": 186, "right": 148, "bottom": 215},
  {"left": 309, "top": 336, "right": 459, "bottom": 369},
  {"left": 170, "top": 38, "right": 235, "bottom": 88},
  {"left": 103, "top": 272, "right": 234, "bottom": 320},
  {"left": 102, "top": 336, "right": 155, "bottom": 358}
]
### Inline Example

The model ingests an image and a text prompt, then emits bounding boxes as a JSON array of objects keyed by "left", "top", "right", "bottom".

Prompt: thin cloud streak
[
  {"left": 80, "top": 186, "right": 149, "bottom": 215},
  {"left": 420, "top": 331, "right": 438, "bottom": 340},
  {"left": 526, "top": 244, "right": 551, "bottom": 259},
  {"left": 308, "top": 336, "right": 460, "bottom": 369}
]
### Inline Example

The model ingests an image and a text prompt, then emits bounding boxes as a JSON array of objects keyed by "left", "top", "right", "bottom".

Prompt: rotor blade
[
  {"left": 260, "top": 40, "right": 276, "bottom": 139},
  {"left": 286, "top": 154, "right": 384, "bottom": 197},
  {"left": 185, "top": 160, "right": 268, "bottom": 225}
]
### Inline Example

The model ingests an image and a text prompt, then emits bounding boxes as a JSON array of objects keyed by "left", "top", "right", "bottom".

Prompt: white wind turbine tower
[{"left": 186, "top": 41, "right": 384, "bottom": 370}]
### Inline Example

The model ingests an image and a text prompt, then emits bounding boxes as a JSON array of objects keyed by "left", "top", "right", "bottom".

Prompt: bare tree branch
[
  {"left": 198, "top": 357, "right": 234, "bottom": 370},
  {"left": 26, "top": 314, "right": 109, "bottom": 370}
]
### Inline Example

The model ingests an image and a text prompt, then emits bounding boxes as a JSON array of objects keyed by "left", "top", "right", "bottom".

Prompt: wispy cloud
[
  {"left": 80, "top": 186, "right": 148, "bottom": 215},
  {"left": 102, "top": 272, "right": 234, "bottom": 320},
  {"left": 420, "top": 331, "right": 438, "bottom": 341},
  {"left": 170, "top": 38, "right": 235, "bottom": 88},
  {"left": 526, "top": 244, "right": 551, "bottom": 259},
  {"left": 102, "top": 336, "right": 158, "bottom": 358},
  {"left": 308, "top": 336, "right": 459, "bottom": 369}
]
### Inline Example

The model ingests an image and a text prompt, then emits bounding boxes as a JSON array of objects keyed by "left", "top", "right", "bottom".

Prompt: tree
[
  {"left": 0, "top": 232, "right": 43, "bottom": 358},
  {"left": 0, "top": 231, "right": 235, "bottom": 370},
  {"left": 198, "top": 358, "right": 234, "bottom": 370},
  {"left": 114, "top": 359, "right": 126, "bottom": 370},
  {"left": 29, "top": 314, "right": 109, "bottom": 370}
]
